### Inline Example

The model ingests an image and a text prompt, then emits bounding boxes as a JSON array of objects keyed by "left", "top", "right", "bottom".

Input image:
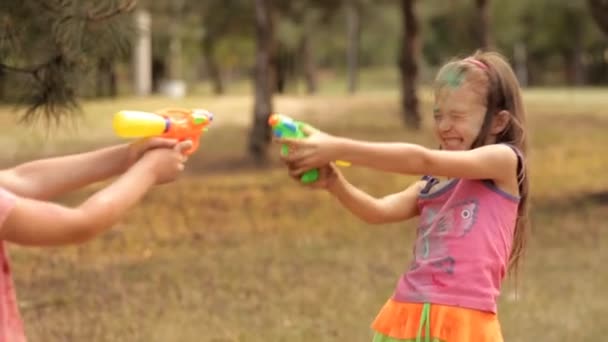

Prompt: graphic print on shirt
[{"left": 409, "top": 199, "right": 479, "bottom": 289}]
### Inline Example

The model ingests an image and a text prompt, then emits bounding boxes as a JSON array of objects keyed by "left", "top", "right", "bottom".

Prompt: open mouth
[{"left": 441, "top": 138, "right": 463, "bottom": 149}]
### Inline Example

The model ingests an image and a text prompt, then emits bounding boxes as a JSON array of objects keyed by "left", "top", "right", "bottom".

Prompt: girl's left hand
[
  {"left": 274, "top": 125, "right": 342, "bottom": 175},
  {"left": 125, "top": 137, "right": 181, "bottom": 169}
]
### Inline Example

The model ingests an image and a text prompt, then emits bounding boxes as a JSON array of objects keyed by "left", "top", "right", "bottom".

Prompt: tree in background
[
  {"left": 249, "top": 0, "right": 275, "bottom": 164},
  {"left": 346, "top": 0, "right": 361, "bottom": 94},
  {"left": 399, "top": 0, "right": 420, "bottom": 130},
  {"left": 475, "top": 0, "right": 492, "bottom": 49},
  {"left": 196, "top": 0, "right": 253, "bottom": 95},
  {"left": 588, "top": 0, "right": 608, "bottom": 36},
  {"left": 0, "top": 0, "right": 136, "bottom": 122}
]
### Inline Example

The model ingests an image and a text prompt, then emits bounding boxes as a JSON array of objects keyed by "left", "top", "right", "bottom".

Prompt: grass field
[{"left": 0, "top": 85, "right": 606, "bottom": 341}]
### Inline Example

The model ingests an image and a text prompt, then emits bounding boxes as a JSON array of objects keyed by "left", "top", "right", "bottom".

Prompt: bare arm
[
  {"left": 0, "top": 145, "right": 186, "bottom": 247},
  {"left": 335, "top": 140, "right": 518, "bottom": 184},
  {"left": 327, "top": 175, "right": 424, "bottom": 224},
  {"left": 0, "top": 139, "right": 177, "bottom": 200}
]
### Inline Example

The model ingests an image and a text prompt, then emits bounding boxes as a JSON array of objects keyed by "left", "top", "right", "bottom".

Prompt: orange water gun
[{"left": 113, "top": 108, "right": 213, "bottom": 155}]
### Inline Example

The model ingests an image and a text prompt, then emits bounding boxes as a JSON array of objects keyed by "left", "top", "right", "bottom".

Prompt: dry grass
[{"left": 0, "top": 86, "right": 606, "bottom": 341}]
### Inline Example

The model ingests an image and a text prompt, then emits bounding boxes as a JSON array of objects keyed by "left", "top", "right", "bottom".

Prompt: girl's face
[{"left": 433, "top": 80, "right": 488, "bottom": 151}]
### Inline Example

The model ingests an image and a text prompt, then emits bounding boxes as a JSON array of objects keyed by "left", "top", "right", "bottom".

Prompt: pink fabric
[
  {"left": 393, "top": 178, "right": 519, "bottom": 313},
  {"left": 0, "top": 188, "right": 26, "bottom": 342}
]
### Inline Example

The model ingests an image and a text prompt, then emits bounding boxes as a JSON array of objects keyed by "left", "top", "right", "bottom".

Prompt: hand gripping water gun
[
  {"left": 268, "top": 113, "right": 350, "bottom": 184},
  {"left": 113, "top": 108, "right": 213, "bottom": 155}
]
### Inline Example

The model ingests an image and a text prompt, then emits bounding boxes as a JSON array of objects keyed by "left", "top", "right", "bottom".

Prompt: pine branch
[
  {"left": 87, "top": 0, "right": 137, "bottom": 22},
  {"left": 0, "top": 55, "right": 62, "bottom": 75}
]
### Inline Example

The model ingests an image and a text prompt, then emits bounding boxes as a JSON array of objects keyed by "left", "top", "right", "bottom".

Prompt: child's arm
[
  {"left": 279, "top": 126, "right": 518, "bottom": 184},
  {"left": 0, "top": 138, "right": 177, "bottom": 200},
  {"left": 336, "top": 141, "right": 517, "bottom": 182},
  {"left": 0, "top": 143, "right": 188, "bottom": 247},
  {"left": 328, "top": 175, "right": 424, "bottom": 224},
  {"left": 284, "top": 163, "right": 422, "bottom": 224}
]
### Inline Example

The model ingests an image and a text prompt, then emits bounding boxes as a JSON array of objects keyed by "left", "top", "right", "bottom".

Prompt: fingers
[
  {"left": 137, "top": 137, "right": 178, "bottom": 151},
  {"left": 273, "top": 136, "right": 307, "bottom": 149},
  {"left": 300, "top": 124, "right": 320, "bottom": 136},
  {"left": 149, "top": 137, "right": 179, "bottom": 147},
  {"left": 174, "top": 140, "right": 193, "bottom": 154}
]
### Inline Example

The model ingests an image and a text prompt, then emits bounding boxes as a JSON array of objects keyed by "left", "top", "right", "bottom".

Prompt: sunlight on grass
[{"left": 2, "top": 86, "right": 607, "bottom": 341}]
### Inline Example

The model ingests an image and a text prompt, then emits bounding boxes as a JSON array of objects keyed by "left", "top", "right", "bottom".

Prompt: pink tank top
[
  {"left": 393, "top": 176, "right": 520, "bottom": 313},
  {"left": 0, "top": 188, "right": 27, "bottom": 342}
]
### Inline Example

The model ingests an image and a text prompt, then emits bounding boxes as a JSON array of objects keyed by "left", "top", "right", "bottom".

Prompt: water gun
[
  {"left": 268, "top": 113, "right": 350, "bottom": 184},
  {"left": 113, "top": 108, "right": 213, "bottom": 155}
]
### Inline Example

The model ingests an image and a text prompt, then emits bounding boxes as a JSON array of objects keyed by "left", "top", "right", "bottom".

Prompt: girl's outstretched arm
[
  {"left": 279, "top": 126, "right": 518, "bottom": 185},
  {"left": 0, "top": 138, "right": 177, "bottom": 200},
  {"left": 0, "top": 143, "right": 188, "bottom": 247},
  {"left": 327, "top": 174, "right": 423, "bottom": 224},
  {"left": 334, "top": 141, "right": 518, "bottom": 183}
]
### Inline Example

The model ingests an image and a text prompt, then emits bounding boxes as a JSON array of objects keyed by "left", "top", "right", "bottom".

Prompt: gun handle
[{"left": 300, "top": 169, "right": 319, "bottom": 183}]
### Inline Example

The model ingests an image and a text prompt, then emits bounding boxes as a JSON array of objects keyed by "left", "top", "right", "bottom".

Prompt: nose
[{"left": 437, "top": 116, "right": 452, "bottom": 132}]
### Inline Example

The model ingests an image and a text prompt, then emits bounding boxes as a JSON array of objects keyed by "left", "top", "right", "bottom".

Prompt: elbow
[
  {"left": 360, "top": 212, "right": 390, "bottom": 225},
  {"left": 412, "top": 146, "right": 434, "bottom": 175},
  {"left": 391, "top": 145, "right": 432, "bottom": 175},
  {"left": 65, "top": 210, "right": 106, "bottom": 245},
  {"left": 363, "top": 217, "right": 387, "bottom": 225}
]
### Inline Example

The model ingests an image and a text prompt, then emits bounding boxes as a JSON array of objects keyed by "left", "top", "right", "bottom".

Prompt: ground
[{"left": 0, "top": 82, "right": 606, "bottom": 341}]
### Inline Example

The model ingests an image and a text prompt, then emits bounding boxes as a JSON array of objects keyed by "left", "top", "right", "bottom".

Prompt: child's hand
[
  {"left": 126, "top": 138, "right": 180, "bottom": 169},
  {"left": 275, "top": 125, "right": 342, "bottom": 174},
  {"left": 286, "top": 162, "right": 341, "bottom": 190},
  {"left": 139, "top": 140, "right": 192, "bottom": 184}
]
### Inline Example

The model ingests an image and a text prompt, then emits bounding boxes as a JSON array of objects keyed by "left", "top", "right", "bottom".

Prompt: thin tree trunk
[
  {"left": 588, "top": 0, "right": 608, "bottom": 36},
  {"left": 346, "top": 1, "right": 361, "bottom": 94},
  {"left": 299, "top": 32, "right": 317, "bottom": 94},
  {"left": 399, "top": 0, "right": 420, "bottom": 129},
  {"left": 514, "top": 42, "right": 528, "bottom": 87},
  {"left": 475, "top": 0, "right": 491, "bottom": 49},
  {"left": 0, "top": 69, "right": 5, "bottom": 100},
  {"left": 274, "top": 43, "right": 286, "bottom": 94},
  {"left": 202, "top": 36, "right": 224, "bottom": 95},
  {"left": 96, "top": 58, "right": 116, "bottom": 97},
  {"left": 249, "top": 0, "right": 274, "bottom": 163},
  {"left": 564, "top": 50, "right": 585, "bottom": 86},
  {"left": 564, "top": 7, "right": 586, "bottom": 86},
  {"left": 109, "top": 60, "right": 117, "bottom": 97}
]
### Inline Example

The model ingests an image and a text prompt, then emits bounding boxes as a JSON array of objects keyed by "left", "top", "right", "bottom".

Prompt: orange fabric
[{"left": 371, "top": 299, "right": 504, "bottom": 342}]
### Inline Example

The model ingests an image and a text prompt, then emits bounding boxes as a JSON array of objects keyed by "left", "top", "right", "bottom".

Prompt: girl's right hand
[
  {"left": 140, "top": 140, "right": 192, "bottom": 184},
  {"left": 287, "top": 163, "right": 341, "bottom": 190}
]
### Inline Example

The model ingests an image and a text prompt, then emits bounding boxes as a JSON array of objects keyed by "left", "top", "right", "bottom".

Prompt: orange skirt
[{"left": 371, "top": 298, "right": 503, "bottom": 342}]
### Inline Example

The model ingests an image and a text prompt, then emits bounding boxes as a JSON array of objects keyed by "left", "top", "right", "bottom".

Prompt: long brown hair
[{"left": 434, "top": 51, "right": 530, "bottom": 277}]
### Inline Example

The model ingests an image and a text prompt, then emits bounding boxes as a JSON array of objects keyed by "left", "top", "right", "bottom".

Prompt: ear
[{"left": 490, "top": 110, "right": 510, "bottom": 135}]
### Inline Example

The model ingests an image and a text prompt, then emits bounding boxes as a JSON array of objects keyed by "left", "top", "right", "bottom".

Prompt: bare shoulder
[{"left": 484, "top": 144, "right": 521, "bottom": 197}]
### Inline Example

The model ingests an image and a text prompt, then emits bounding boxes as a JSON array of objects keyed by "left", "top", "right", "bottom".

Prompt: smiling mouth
[{"left": 442, "top": 138, "right": 462, "bottom": 145}]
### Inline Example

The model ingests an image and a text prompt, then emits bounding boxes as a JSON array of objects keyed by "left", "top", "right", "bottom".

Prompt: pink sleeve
[{"left": 0, "top": 188, "right": 16, "bottom": 233}]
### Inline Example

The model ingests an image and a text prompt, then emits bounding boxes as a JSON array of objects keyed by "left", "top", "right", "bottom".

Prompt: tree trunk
[
  {"left": 0, "top": 69, "right": 6, "bottom": 100},
  {"left": 513, "top": 42, "right": 528, "bottom": 87},
  {"left": 475, "top": 0, "right": 491, "bottom": 49},
  {"left": 202, "top": 36, "right": 225, "bottom": 95},
  {"left": 564, "top": 50, "right": 585, "bottom": 86},
  {"left": 274, "top": 43, "right": 286, "bottom": 94},
  {"left": 399, "top": 0, "right": 420, "bottom": 130},
  {"left": 151, "top": 57, "right": 166, "bottom": 93},
  {"left": 299, "top": 32, "right": 317, "bottom": 94},
  {"left": 249, "top": 0, "right": 274, "bottom": 163},
  {"left": 346, "top": 1, "right": 361, "bottom": 94},
  {"left": 96, "top": 58, "right": 117, "bottom": 97},
  {"left": 563, "top": 7, "right": 586, "bottom": 86},
  {"left": 588, "top": 0, "right": 608, "bottom": 36}
]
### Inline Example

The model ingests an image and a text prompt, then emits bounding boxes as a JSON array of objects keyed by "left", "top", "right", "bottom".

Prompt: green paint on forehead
[{"left": 440, "top": 67, "right": 465, "bottom": 88}]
